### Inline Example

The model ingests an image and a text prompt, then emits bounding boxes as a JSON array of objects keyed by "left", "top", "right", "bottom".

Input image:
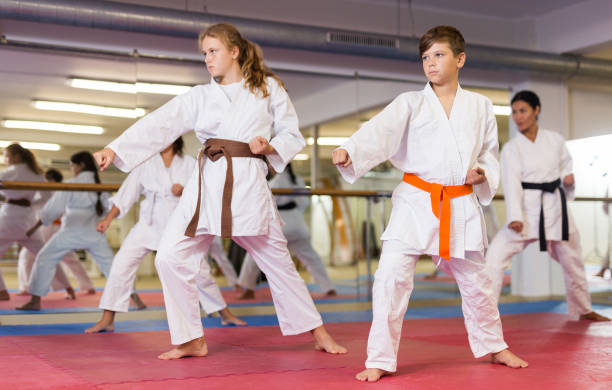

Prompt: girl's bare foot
[
  {"left": 0, "top": 289, "right": 10, "bottom": 300},
  {"left": 580, "top": 311, "right": 611, "bottom": 321},
  {"left": 65, "top": 287, "right": 76, "bottom": 300},
  {"left": 219, "top": 308, "right": 247, "bottom": 326},
  {"left": 85, "top": 310, "right": 116, "bottom": 333},
  {"left": 491, "top": 349, "right": 529, "bottom": 368},
  {"left": 238, "top": 289, "right": 255, "bottom": 300},
  {"left": 85, "top": 288, "right": 96, "bottom": 295},
  {"left": 16, "top": 296, "right": 41, "bottom": 310},
  {"left": 157, "top": 337, "right": 208, "bottom": 360},
  {"left": 325, "top": 289, "right": 337, "bottom": 297},
  {"left": 130, "top": 293, "right": 147, "bottom": 310},
  {"left": 355, "top": 368, "right": 390, "bottom": 382},
  {"left": 312, "top": 325, "right": 347, "bottom": 354}
]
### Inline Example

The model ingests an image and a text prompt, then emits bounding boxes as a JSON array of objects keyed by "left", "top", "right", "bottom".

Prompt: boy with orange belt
[{"left": 333, "top": 25, "right": 528, "bottom": 382}]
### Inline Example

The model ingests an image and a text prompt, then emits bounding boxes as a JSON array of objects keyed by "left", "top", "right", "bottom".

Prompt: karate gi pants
[
  {"left": 28, "top": 230, "right": 114, "bottom": 297},
  {"left": 365, "top": 239, "right": 508, "bottom": 372},
  {"left": 99, "top": 227, "right": 226, "bottom": 314},
  {"left": 18, "top": 247, "right": 93, "bottom": 292},
  {"left": 209, "top": 238, "right": 238, "bottom": 287},
  {"left": 0, "top": 233, "right": 45, "bottom": 291},
  {"left": 485, "top": 227, "right": 592, "bottom": 318},
  {"left": 238, "top": 230, "right": 334, "bottom": 293},
  {"left": 155, "top": 216, "right": 323, "bottom": 345}
]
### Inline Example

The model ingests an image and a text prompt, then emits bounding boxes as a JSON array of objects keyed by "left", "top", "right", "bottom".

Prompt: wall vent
[{"left": 327, "top": 31, "right": 399, "bottom": 49}]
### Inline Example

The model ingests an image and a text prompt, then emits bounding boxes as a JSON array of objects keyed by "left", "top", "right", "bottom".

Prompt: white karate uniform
[
  {"left": 337, "top": 83, "right": 508, "bottom": 372},
  {"left": 485, "top": 129, "right": 592, "bottom": 317},
  {"left": 99, "top": 153, "right": 227, "bottom": 314},
  {"left": 0, "top": 164, "right": 47, "bottom": 291},
  {"left": 28, "top": 171, "right": 114, "bottom": 297},
  {"left": 208, "top": 237, "right": 238, "bottom": 287},
  {"left": 238, "top": 170, "right": 335, "bottom": 293},
  {"left": 107, "top": 77, "right": 322, "bottom": 345}
]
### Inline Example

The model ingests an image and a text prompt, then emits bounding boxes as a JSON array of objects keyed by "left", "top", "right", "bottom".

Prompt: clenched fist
[
  {"left": 93, "top": 148, "right": 116, "bottom": 171},
  {"left": 465, "top": 167, "right": 486, "bottom": 185},
  {"left": 249, "top": 136, "right": 275, "bottom": 155},
  {"left": 332, "top": 149, "right": 352, "bottom": 168}
]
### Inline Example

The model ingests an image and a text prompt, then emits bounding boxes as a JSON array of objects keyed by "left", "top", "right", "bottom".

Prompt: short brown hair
[{"left": 419, "top": 26, "right": 465, "bottom": 57}]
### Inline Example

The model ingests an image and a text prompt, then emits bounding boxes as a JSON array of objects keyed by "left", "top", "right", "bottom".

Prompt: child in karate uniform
[
  {"left": 94, "top": 23, "right": 346, "bottom": 360},
  {"left": 333, "top": 26, "right": 528, "bottom": 382}
]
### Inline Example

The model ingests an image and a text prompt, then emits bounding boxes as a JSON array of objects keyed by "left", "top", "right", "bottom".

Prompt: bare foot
[
  {"left": 312, "top": 325, "right": 347, "bottom": 354},
  {"left": 238, "top": 289, "right": 255, "bottom": 300},
  {"left": 580, "top": 311, "right": 611, "bottom": 321},
  {"left": 491, "top": 349, "right": 529, "bottom": 368},
  {"left": 325, "top": 289, "right": 337, "bottom": 297},
  {"left": 219, "top": 308, "right": 247, "bottom": 326},
  {"left": 65, "top": 287, "right": 76, "bottom": 300},
  {"left": 0, "top": 289, "right": 10, "bottom": 301},
  {"left": 157, "top": 337, "right": 208, "bottom": 360},
  {"left": 16, "top": 296, "right": 41, "bottom": 311},
  {"left": 85, "top": 288, "right": 96, "bottom": 295},
  {"left": 130, "top": 293, "right": 147, "bottom": 310},
  {"left": 355, "top": 368, "right": 390, "bottom": 382},
  {"left": 85, "top": 320, "right": 115, "bottom": 333},
  {"left": 234, "top": 284, "right": 244, "bottom": 292},
  {"left": 16, "top": 290, "right": 30, "bottom": 296}
]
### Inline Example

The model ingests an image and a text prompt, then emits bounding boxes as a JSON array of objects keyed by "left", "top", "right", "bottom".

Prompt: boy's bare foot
[
  {"left": 219, "top": 308, "right": 247, "bottom": 326},
  {"left": 238, "top": 289, "right": 255, "bottom": 300},
  {"left": 355, "top": 368, "right": 390, "bottom": 382},
  {"left": 85, "top": 310, "right": 116, "bottom": 333},
  {"left": 312, "top": 325, "right": 348, "bottom": 354},
  {"left": 325, "top": 289, "right": 337, "bottom": 297},
  {"left": 65, "top": 287, "right": 76, "bottom": 300},
  {"left": 16, "top": 290, "right": 30, "bottom": 296},
  {"left": 491, "top": 349, "right": 528, "bottom": 368},
  {"left": 16, "top": 296, "right": 41, "bottom": 310},
  {"left": 580, "top": 311, "right": 611, "bottom": 321},
  {"left": 85, "top": 288, "right": 96, "bottom": 295},
  {"left": 0, "top": 289, "right": 10, "bottom": 300},
  {"left": 130, "top": 293, "right": 147, "bottom": 310},
  {"left": 157, "top": 337, "right": 208, "bottom": 360},
  {"left": 234, "top": 284, "right": 243, "bottom": 292}
]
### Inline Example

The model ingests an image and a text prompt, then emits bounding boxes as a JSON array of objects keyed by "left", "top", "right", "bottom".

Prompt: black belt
[
  {"left": 277, "top": 201, "right": 297, "bottom": 210},
  {"left": 7, "top": 198, "right": 31, "bottom": 207},
  {"left": 521, "top": 178, "right": 569, "bottom": 251}
]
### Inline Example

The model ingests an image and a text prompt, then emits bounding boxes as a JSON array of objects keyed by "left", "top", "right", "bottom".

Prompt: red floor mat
[{"left": 1, "top": 313, "right": 611, "bottom": 390}]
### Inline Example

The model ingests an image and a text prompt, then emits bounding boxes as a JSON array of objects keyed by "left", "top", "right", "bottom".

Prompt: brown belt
[
  {"left": 7, "top": 198, "right": 31, "bottom": 207},
  {"left": 184, "top": 138, "right": 264, "bottom": 238}
]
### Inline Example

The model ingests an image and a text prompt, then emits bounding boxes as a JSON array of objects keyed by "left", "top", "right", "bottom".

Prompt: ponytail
[
  {"left": 6, "top": 143, "right": 43, "bottom": 175},
  {"left": 286, "top": 162, "right": 297, "bottom": 185},
  {"left": 199, "top": 23, "right": 286, "bottom": 98},
  {"left": 70, "top": 151, "right": 104, "bottom": 216}
]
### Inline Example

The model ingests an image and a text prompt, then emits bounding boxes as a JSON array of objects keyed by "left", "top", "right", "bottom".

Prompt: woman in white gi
[
  {"left": 86, "top": 137, "right": 245, "bottom": 333},
  {"left": 93, "top": 23, "right": 346, "bottom": 360},
  {"left": 333, "top": 26, "right": 527, "bottom": 382},
  {"left": 237, "top": 163, "right": 336, "bottom": 299},
  {"left": 485, "top": 90, "right": 609, "bottom": 321},
  {"left": 0, "top": 144, "right": 48, "bottom": 301},
  {"left": 18, "top": 168, "right": 95, "bottom": 298},
  {"left": 17, "top": 152, "right": 114, "bottom": 310}
]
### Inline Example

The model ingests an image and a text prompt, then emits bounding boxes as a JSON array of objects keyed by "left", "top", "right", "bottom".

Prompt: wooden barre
[{"left": 1, "top": 180, "right": 611, "bottom": 202}]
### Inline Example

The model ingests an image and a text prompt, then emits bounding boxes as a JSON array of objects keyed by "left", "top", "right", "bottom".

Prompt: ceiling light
[
  {"left": 0, "top": 140, "right": 61, "bottom": 151},
  {"left": 2, "top": 120, "right": 104, "bottom": 135},
  {"left": 306, "top": 137, "right": 349, "bottom": 146},
  {"left": 70, "top": 78, "right": 192, "bottom": 95},
  {"left": 294, "top": 153, "right": 309, "bottom": 160},
  {"left": 34, "top": 100, "right": 146, "bottom": 118},
  {"left": 493, "top": 105, "right": 511, "bottom": 116}
]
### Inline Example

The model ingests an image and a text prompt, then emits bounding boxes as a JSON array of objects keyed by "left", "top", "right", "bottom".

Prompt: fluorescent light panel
[
  {"left": 0, "top": 140, "right": 61, "bottom": 151},
  {"left": 2, "top": 120, "right": 104, "bottom": 135},
  {"left": 306, "top": 137, "right": 349, "bottom": 146},
  {"left": 294, "top": 153, "right": 309, "bottom": 160},
  {"left": 34, "top": 100, "right": 145, "bottom": 118},
  {"left": 493, "top": 105, "right": 511, "bottom": 116},
  {"left": 70, "top": 78, "right": 191, "bottom": 95}
]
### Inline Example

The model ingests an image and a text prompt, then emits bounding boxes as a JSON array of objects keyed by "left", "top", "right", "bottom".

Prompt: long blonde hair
[{"left": 199, "top": 23, "right": 285, "bottom": 97}]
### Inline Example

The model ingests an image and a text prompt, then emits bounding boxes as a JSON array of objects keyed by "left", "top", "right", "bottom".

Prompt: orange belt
[
  {"left": 403, "top": 173, "right": 473, "bottom": 260},
  {"left": 184, "top": 138, "right": 264, "bottom": 238}
]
